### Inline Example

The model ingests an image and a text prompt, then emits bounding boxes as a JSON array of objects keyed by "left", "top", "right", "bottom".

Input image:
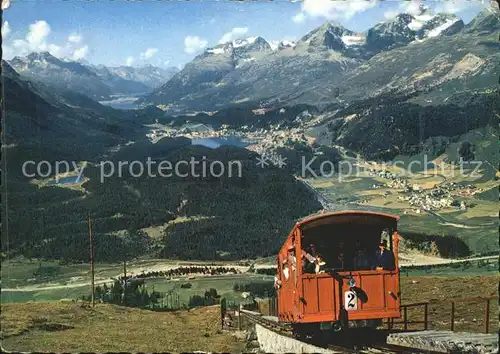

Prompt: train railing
[
  {"left": 449, "top": 295, "right": 497, "bottom": 334},
  {"left": 387, "top": 302, "right": 429, "bottom": 331},
  {"left": 391, "top": 295, "right": 498, "bottom": 334},
  {"left": 259, "top": 295, "right": 498, "bottom": 334}
]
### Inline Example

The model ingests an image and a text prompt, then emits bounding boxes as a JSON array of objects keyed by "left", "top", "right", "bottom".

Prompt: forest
[{"left": 2, "top": 137, "right": 321, "bottom": 262}]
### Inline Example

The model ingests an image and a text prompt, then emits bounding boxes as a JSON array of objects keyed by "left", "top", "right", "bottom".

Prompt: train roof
[{"left": 297, "top": 210, "right": 399, "bottom": 231}]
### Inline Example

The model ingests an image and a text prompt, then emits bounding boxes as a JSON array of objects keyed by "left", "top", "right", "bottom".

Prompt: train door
[{"left": 277, "top": 234, "right": 299, "bottom": 322}]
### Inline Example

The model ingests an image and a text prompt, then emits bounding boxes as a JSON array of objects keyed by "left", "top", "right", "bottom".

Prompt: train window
[{"left": 301, "top": 224, "right": 396, "bottom": 272}]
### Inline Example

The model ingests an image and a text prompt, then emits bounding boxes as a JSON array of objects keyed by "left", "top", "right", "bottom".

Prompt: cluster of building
[
  {"left": 369, "top": 169, "right": 478, "bottom": 213},
  {"left": 404, "top": 194, "right": 456, "bottom": 212},
  {"left": 368, "top": 169, "right": 410, "bottom": 189},
  {"left": 441, "top": 182, "right": 483, "bottom": 197}
]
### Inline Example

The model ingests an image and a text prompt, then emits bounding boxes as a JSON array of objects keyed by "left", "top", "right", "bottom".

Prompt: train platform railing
[
  {"left": 387, "top": 302, "right": 429, "bottom": 331},
  {"left": 390, "top": 295, "right": 498, "bottom": 334},
  {"left": 258, "top": 296, "right": 497, "bottom": 334},
  {"left": 449, "top": 295, "right": 497, "bottom": 334}
]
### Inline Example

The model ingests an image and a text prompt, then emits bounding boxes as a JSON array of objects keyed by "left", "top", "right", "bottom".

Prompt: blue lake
[
  {"left": 191, "top": 136, "right": 249, "bottom": 149},
  {"left": 48, "top": 175, "right": 85, "bottom": 185},
  {"left": 99, "top": 95, "right": 143, "bottom": 110},
  {"left": 105, "top": 101, "right": 137, "bottom": 110}
]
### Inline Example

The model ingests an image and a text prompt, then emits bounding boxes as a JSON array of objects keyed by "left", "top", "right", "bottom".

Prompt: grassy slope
[
  {"left": 399, "top": 276, "right": 499, "bottom": 333},
  {"left": 0, "top": 303, "right": 245, "bottom": 352},
  {"left": 1, "top": 276, "right": 497, "bottom": 352}
]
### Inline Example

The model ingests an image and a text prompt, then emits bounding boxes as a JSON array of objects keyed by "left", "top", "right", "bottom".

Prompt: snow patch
[
  {"left": 233, "top": 37, "right": 257, "bottom": 48},
  {"left": 426, "top": 18, "right": 459, "bottom": 38},
  {"left": 206, "top": 47, "right": 227, "bottom": 55},
  {"left": 408, "top": 19, "right": 424, "bottom": 31},
  {"left": 404, "top": 14, "right": 436, "bottom": 31},
  {"left": 414, "top": 14, "right": 435, "bottom": 22},
  {"left": 281, "top": 40, "right": 296, "bottom": 48},
  {"left": 341, "top": 35, "right": 365, "bottom": 46}
]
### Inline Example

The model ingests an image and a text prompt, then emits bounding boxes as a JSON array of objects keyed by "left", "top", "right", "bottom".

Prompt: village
[
  {"left": 368, "top": 169, "right": 483, "bottom": 214},
  {"left": 144, "top": 111, "right": 313, "bottom": 154}
]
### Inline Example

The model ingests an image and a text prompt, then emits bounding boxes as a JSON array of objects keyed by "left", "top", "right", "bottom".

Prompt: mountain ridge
[
  {"left": 139, "top": 8, "right": 499, "bottom": 112},
  {"left": 8, "top": 53, "right": 179, "bottom": 100}
]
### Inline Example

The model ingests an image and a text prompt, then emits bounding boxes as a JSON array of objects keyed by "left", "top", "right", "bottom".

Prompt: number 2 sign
[{"left": 344, "top": 291, "right": 358, "bottom": 311}]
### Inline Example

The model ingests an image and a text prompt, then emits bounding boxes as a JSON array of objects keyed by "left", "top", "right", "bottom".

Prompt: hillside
[
  {"left": 1, "top": 276, "right": 498, "bottom": 351},
  {"left": 2, "top": 62, "right": 322, "bottom": 262},
  {"left": 0, "top": 303, "right": 245, "bottom": 352}
]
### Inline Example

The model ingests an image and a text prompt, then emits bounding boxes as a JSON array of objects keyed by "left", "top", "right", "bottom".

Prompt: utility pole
[
  {"left": 123, "top": 257, "right": 127, "bottom": 306},
  {"left": 88, "top": 214, "right": 95, "bottom": 307}
]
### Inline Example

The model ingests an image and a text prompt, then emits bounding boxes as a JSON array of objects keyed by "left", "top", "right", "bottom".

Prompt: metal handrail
[{"left": 397, "top": 296, "right": 498, "bottom": 334}]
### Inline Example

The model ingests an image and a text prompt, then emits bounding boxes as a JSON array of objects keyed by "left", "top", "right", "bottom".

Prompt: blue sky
[{"left": 2, "top": 0, "right": 491, "bottom": 68}]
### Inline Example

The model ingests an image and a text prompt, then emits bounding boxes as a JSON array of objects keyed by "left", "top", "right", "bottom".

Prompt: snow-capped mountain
[
  {"left": 298, "top": 22, "right": 357, "bottom": 52},
  {"left": 414, "top": 13, "right": 464, "bottom": 40},
  {"left": 205, "top": 36, "right": 272, "bottom": 59},
  {"left": 9, "top": 52, "right": 113, "bottom": 100},
  {"left": 8, "top": 52, "right": 178, "bottom": 99},
  {"left": 94, "top": 64, "right": 179, "bottom": 90},
  {"left": 140, "top": 8, "right": 499, "bottom": 112}
]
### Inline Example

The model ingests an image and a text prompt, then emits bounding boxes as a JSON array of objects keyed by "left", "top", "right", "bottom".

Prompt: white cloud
[
  {"left": 293, "top": 0, "right": 379, "bottom": 22},
  {"left": 2, "top": 20, "right": 10, "bottom": 38},
  {"left": 163, "top": 60, "right": 170, "bottom": 66},
  {"left": 219, "top": 27, "right": 248, "bottom": 44},
  {"left": 383, "top": 10, "right": 399, "bottom": 19},
  {"left": 2, "top": 20, "right": 90, "bottom": 61},
  {"left": 292, "top": 13, "right": 306, "bottom": 24},
  {"left": 140, "top": 47, "right": 158, "bottom": 60},
  {"left": 2, "top": 0, "right": 11, "bottom": 10},
  {"left": 68, "top": 33, "right": 82, "bottom": 43},
  {"left": 383, "top": 0, "right": 427, "bottom": 19},
  {"left": 434, "top": 0, "right": 487, "bottom": 14},
  {"left": 126, "top": 56, "right": 135, "bottom": 66},
  {"left": 26, "top": 20, "right": 51, "bottom": 46},
  {"left": 47, "top": 43, "right": 63, "bottom": 57},
  {"left": 384, "top": 0, "right": 485, "bottom": 19},
  {"left": 184, "top": 35, "right": 208, "bottom": 54},
  {"left": 72, "top": 45, "right": 88, "bottom": 60}
]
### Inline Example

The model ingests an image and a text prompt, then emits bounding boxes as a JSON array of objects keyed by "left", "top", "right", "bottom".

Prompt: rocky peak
[
  {"left": 464, "top": 7, "right": 500, "bottom": 34},
  {"left": 299, "top": 22, "right": 353, "bottom": 52}
]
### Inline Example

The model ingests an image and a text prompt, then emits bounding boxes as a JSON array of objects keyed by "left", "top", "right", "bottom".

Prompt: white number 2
[{"left": 344, "top": 291, "right": 358, "bottom": 310}]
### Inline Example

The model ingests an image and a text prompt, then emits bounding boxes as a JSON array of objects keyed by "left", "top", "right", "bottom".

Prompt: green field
[{"left": 1, "top": 258, "right": 273, "bottom": 306}]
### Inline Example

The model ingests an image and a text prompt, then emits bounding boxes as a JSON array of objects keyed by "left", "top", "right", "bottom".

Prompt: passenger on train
[
  {"left": 302, "top": 244, "right": 318, "bottom": 274},
  {"left": 315, "top": 254, "right": 326, "bottom": 274},
  {"left": 353, "top": 249, "right": 371, "bottom": 270},
  {"left": 274, "top": 272, "right": 282, "bottom": 289},
  {"left": 332, "top": 252, "right": 345, "bottom": 269},
  {"left": 289, "top": 249, "right": 297, "bottom": 271},
  {"left": 302, "top": 243, "right": 317, "bottom": 273},
  {"left": 307, "top": 243, "right": 318, "bottom": 257},
  {"left": 373, "top": 240, "right": 396, "bottom": 270},
  {"left": 353, "top": 240, "right": 370, "bottom": 270}
]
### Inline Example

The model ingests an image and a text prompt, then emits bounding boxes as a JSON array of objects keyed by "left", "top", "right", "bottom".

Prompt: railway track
[{"left": 239, "top": 310, "right": 442, "bottom": 354}]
